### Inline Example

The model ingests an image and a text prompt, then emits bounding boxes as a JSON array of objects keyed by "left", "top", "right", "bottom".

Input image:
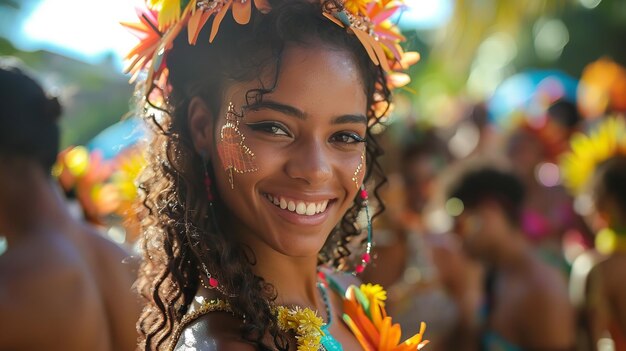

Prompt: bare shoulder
[
  {"left": 78, "top": 225, "right": 141, "bottom": 351},
  {"left": 0, "top": 233, "right": 92, "bottom": 347},
  {"left": 173, "top": 312, "right": 257, "bottom": 351},
  {"left": 520, "top": 257, "right": 573, "bottom": 321},
  {"left": 80, "top": 225, "right": 138, "bottom": 271},
  {"left": 0, "top": 232, "right": 84, "bottom": 295}
]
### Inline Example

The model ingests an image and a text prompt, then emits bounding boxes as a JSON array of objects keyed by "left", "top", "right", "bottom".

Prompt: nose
[{"left": 284, "top": 139, "right": 333, "bottom": 185}]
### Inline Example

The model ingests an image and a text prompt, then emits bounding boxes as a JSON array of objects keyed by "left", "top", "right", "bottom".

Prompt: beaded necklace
[
  {"left": 317, "top": 282, "right": 344, "bottom": 351},
  {"left": 173, "top": 283, "right": 344, "bottom": 351}
]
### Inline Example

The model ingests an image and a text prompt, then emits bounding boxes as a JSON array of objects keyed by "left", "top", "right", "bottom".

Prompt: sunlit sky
[{"left": 16, "top": 0, "right": 451, "bottom": 70}]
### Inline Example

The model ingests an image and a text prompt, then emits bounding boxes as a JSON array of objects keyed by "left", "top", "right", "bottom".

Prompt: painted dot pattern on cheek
[{"left": 217, "top": 102, "right": 258, "bottom": 189}]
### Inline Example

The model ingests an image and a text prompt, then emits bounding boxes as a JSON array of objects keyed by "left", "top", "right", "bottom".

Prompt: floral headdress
[
  {"left": 122, "top": 0, "right": 419, "bottom": 107},
  {"left": 559, "top": 116, "right": 626, "bottom": 195}
]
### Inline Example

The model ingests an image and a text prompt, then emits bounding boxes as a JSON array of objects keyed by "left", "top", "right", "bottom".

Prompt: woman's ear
[{"left": 188, "top": 96, "right": 216, "bottom": 155}]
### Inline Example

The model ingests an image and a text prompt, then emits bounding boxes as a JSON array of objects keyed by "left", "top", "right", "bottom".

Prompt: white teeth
[
  {"left": 306, "top": 203, "right": 316, "bottom": 216},
  {"left": 267, "top": 194, "right": 330, "bottom": 216},
  {"left": 320, "top": 200, "right": 328, "bottom": 212},
  {"left": 296, "top": 202, "right": 307, "bottom": 215}
]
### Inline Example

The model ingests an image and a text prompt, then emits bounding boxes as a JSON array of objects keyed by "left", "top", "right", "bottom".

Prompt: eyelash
[
  {"left": 247, "top": 122, "right": 291, "bottom": 136},
  {"left": 330, "top": 132, "right": 366, "bottom": 144},
  {"left": 247, "top": 121, "right": 366, "bottom": 144}
]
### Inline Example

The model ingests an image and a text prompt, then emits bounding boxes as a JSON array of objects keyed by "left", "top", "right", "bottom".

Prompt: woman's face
[{"left": 205, "top": 44, "right": 368, "bottom": 258}]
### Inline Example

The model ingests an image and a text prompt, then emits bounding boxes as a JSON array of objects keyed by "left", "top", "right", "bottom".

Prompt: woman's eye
[
  {"left": 331, "top": 132, "right": 366, "bottom": 144},
  {"left": 247, "top": 122, "right": 290, "bottom": 136}
]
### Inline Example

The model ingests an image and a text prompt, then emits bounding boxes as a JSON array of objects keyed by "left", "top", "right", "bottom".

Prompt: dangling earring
[
  {"left": 199, "top": 263, "right": 220, "bottom": 289},
  {"left": 199, "top": 161, "right": 220, "bottom": 290},
  {"left": 217, "top": 102, "right": 258, "bottom": 189},
  {"left": 352, "top": 151, "right": 365, "bottom": 189},
  {"left": 355, "top": 185, "right": 372, "bottom": 274}
]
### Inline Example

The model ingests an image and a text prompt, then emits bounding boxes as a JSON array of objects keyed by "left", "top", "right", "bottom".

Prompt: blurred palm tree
[{"left": 431, "top": 0, "right": 571, "bottom": 76}]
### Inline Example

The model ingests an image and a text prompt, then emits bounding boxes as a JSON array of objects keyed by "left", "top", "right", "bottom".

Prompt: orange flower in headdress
[
  {"left": 323, "top": 0, "right": 404, "bottom": 72},
  {"left": 122, "top": 4, "right": 190, "bottom": 85},
  {"left": 345, "top": 0, "right": 370, "bottom": 15},
  {"left": 122, "top": 0, "right": 271, "bottom": 101},
  {"left": 121, "top": 7, "right": 163, "bottom": 81},
  {"left": 122, "top": 0, "right": 419, "bottom": 110},
  {"left": 187, "top": 0, "right": 271, "bottom": 44},
  {"left": 388, "top": 51, "right": 420, "bottom": 89},
  {"left": 322, "top": 0, "right": 419, "bottom": 92}
]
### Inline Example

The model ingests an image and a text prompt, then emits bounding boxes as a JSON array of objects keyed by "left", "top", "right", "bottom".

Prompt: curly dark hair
[{"left": 135, "top": 0, "right": 391, "bottom": 349}]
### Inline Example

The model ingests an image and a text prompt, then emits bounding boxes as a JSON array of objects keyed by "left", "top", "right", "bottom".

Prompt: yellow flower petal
[{"left": 560, "top": 117, "right": 626, "bottom": 194}]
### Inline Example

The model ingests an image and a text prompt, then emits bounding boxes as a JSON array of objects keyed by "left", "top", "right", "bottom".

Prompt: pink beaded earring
[
  {"left": 198, "top": 162, "right": 220, "bottom": 290},
  {"left": 354, "top": 185, "right": 372, "bottom": 274}
]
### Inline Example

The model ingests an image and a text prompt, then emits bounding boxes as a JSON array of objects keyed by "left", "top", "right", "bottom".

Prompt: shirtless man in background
[
  {"left": 447, "top": 167, "right": 576, "bottom": 351},
  {"left": 0, "top": 61, "right": 140, "bottom": 350}
]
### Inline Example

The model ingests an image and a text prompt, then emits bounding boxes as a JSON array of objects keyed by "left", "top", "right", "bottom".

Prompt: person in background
[
  {"left": 364, "top": 132, "right": 479, "bottom": 351},
  {"left": 506, "top": 118, "right": 591, "bottom": 273},
  {"left": 0, "top": 60, "right": 140, "bottom": 351},
  {"left": 564, "top": 118, "right": 626, "bottom": 351},
  {"left": 447, "top": 166, "right": 576, "bottom": 351}
]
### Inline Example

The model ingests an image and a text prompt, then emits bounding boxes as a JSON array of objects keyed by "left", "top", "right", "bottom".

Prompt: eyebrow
[
  {"left": 332, "top": 114, "right": 367, "bottom": 125},
  {"left": 247, "top": 100, "right": 305, "bottom": 120},
  {"left": 247, "top": 99, "right": 367, "bottom": 125}
]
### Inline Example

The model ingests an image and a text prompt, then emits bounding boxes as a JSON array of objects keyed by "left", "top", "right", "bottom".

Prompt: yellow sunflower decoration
[{"left": 560, "top": 116, "right": 626, "bottom": 195}]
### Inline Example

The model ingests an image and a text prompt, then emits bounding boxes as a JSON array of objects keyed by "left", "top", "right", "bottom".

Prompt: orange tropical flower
[
  {"left": 342, "top": 284, "right": 429, "bottom": 351},
  {"left": 123, "top": 0, "right": 272, "bottom": 88},
  {"left": 323, "top": 0, "right": 414, "bottom": 76},
  {"left": 121, "top": 7, "right": 163, "bottom": 80}
]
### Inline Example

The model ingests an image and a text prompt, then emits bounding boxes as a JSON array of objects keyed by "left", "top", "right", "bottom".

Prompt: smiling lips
[{"left": 264, "top": 194, "right": 330, "bottom": 216}]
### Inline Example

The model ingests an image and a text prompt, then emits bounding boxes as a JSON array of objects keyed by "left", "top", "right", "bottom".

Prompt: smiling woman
[
  {"left": 203, "top": 45, "right": 369, "bottom": 259},
  {"left": 127, "top": 0, "right": 424, "bottom": 350}
]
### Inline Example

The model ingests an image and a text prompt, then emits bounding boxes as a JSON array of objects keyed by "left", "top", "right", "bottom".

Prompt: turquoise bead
[{"left": 320, "top": 324, "right": 344, "bottom": 351}]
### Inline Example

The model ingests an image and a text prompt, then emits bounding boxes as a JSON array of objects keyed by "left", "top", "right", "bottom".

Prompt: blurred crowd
[
  {"left": 1, "top": 50, "right": 626, "bottom": 351},
  {"left": 362, "top": 57, "right": 626, "bottom": 351}
]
